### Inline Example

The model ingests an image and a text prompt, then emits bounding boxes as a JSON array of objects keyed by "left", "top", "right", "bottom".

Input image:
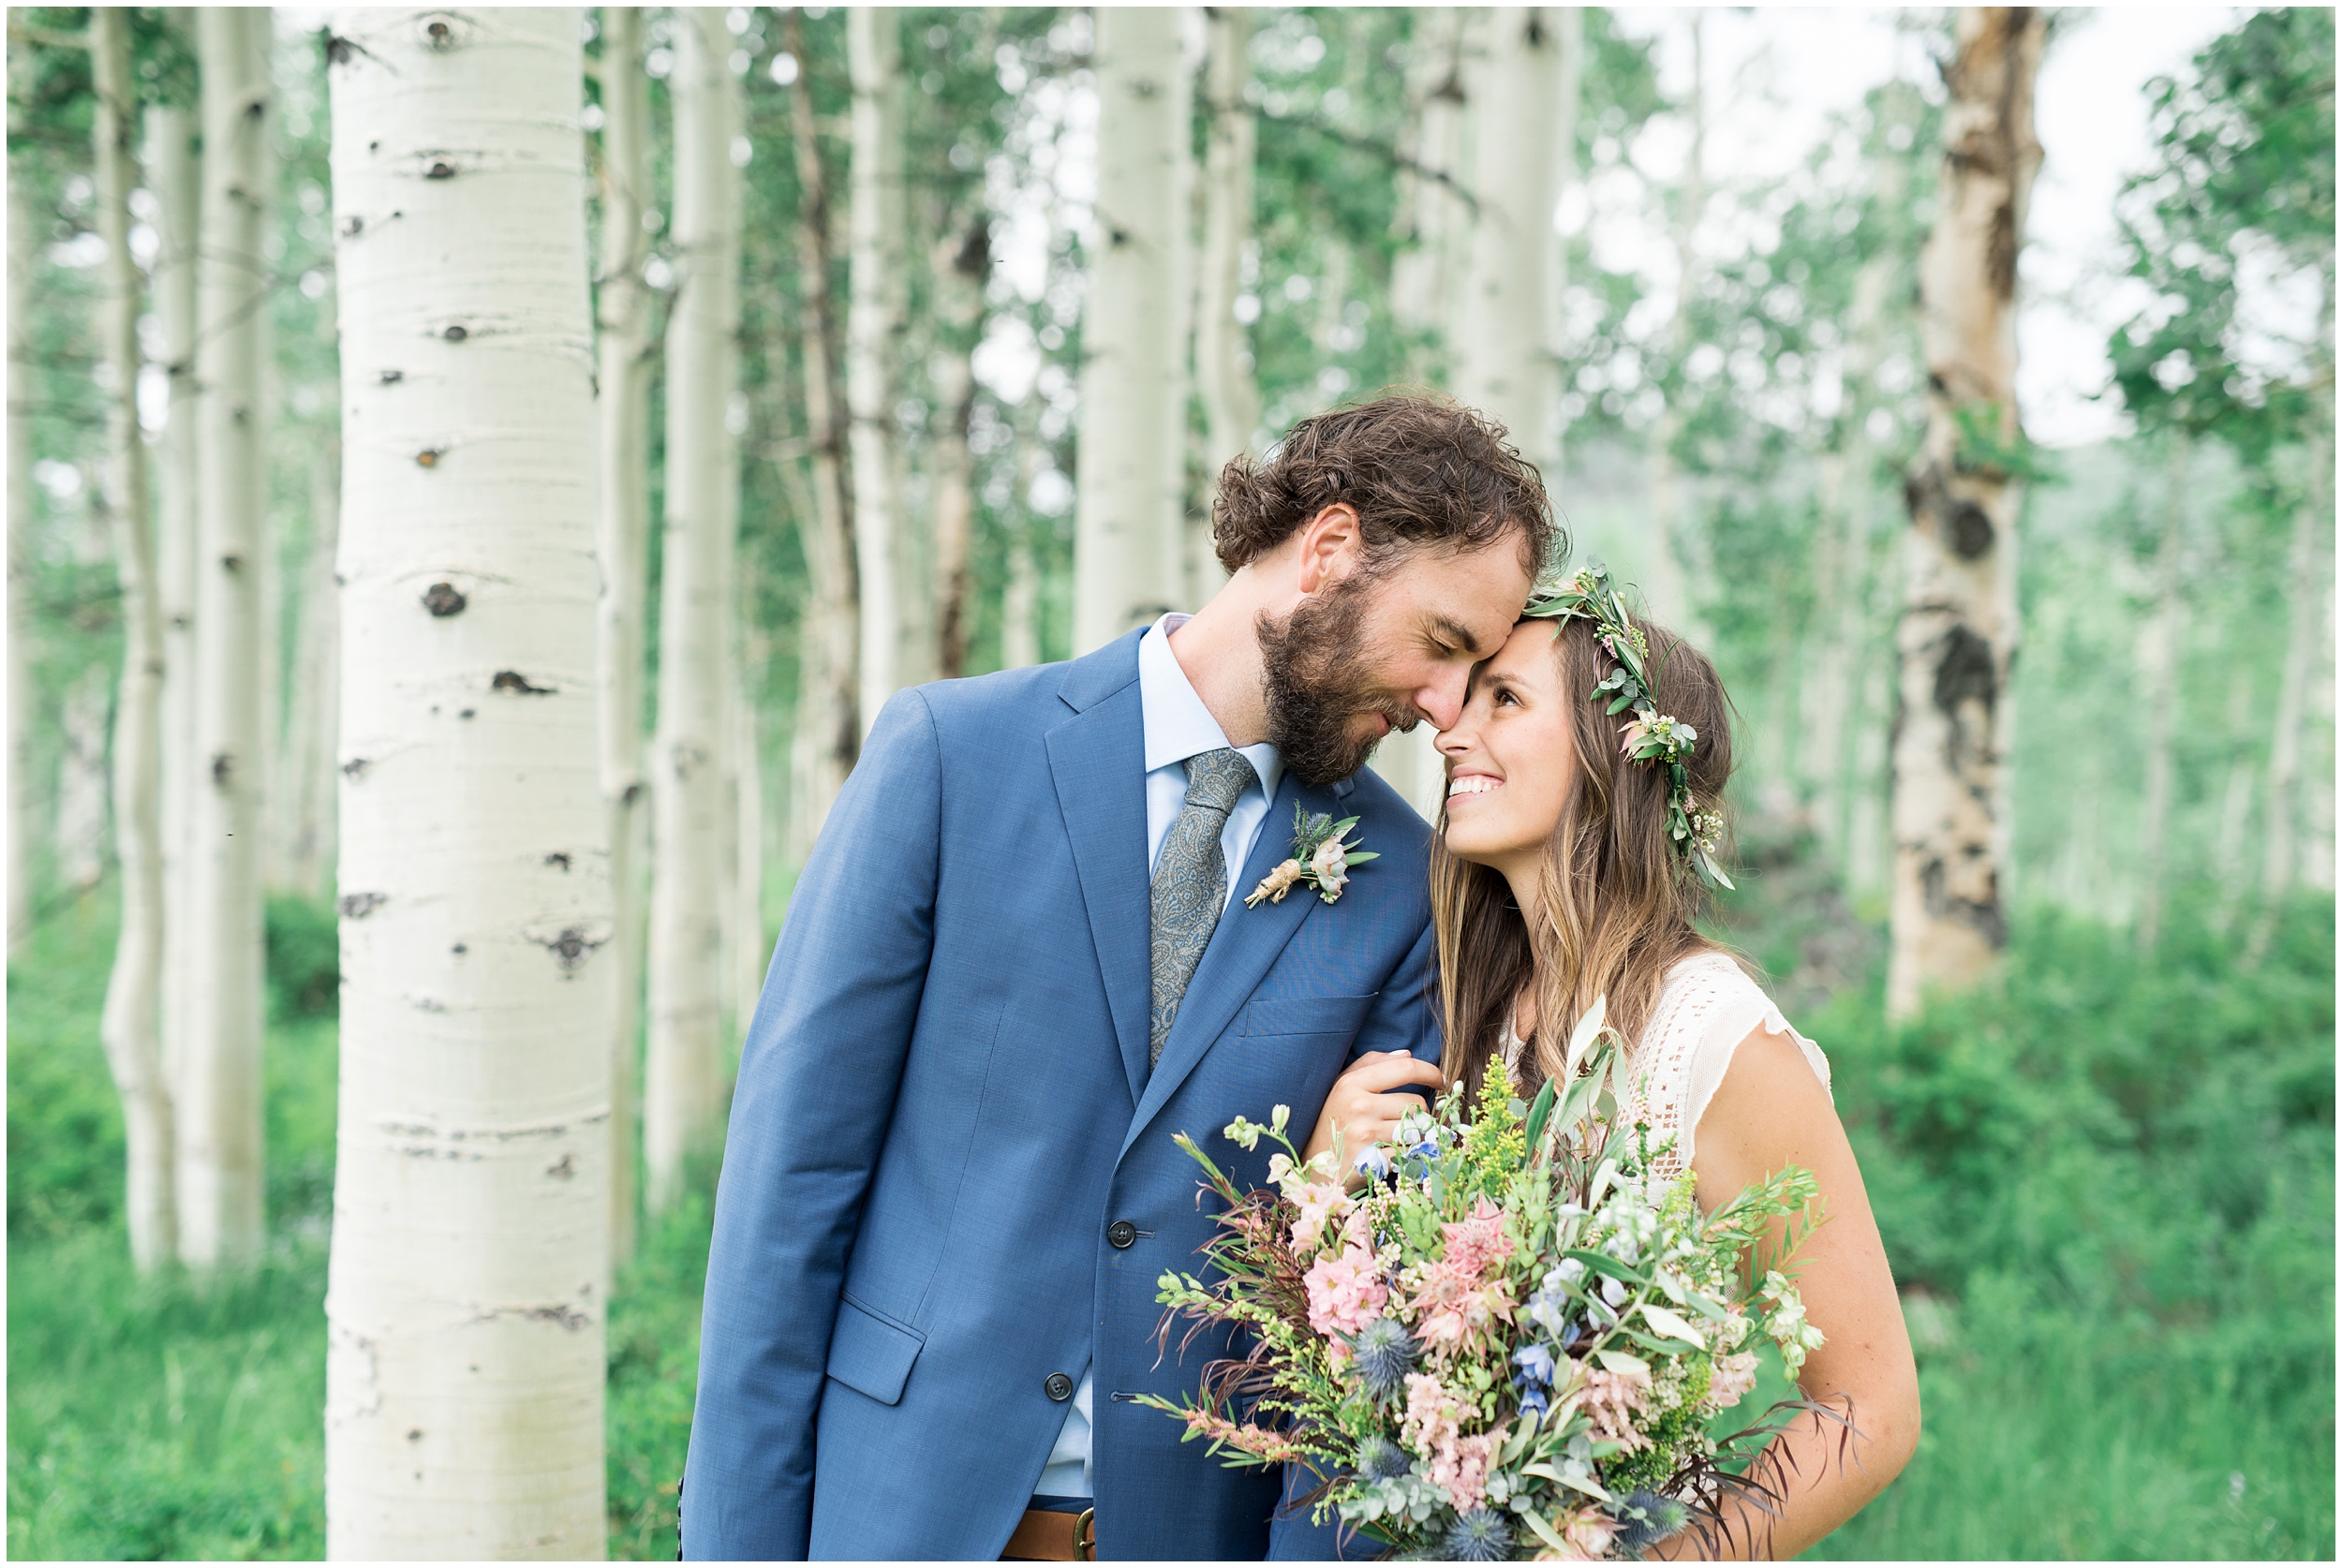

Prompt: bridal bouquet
[{"left": 1143, "top": 1000, "right": 1835, "bottom": 1561}]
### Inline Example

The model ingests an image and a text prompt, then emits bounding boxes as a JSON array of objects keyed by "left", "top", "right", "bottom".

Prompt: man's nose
[{"left": 1416, "top": 670, "right": 1470, "bottom": 732}]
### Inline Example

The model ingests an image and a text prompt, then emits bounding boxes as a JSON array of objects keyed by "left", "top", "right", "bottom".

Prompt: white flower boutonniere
[{"left": 1246, "top": 804, "right": 1378, "bottom": 908}]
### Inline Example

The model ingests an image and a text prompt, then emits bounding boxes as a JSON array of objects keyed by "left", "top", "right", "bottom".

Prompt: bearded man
[{"left": 682, "top": 392, "right": 1556, "bottom": 1561}]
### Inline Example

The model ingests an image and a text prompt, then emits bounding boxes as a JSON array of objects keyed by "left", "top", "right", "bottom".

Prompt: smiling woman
[{"left": 1312, "top": 581, "right": 1921, "bottom": 1558}]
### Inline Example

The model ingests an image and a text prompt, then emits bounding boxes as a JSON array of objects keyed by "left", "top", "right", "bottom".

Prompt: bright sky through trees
[{"left": 1605, "top": 7, "right": 2250, "bottom": 449}]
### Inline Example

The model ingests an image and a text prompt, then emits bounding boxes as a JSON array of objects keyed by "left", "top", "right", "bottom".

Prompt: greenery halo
[{"left": 1520, "top": 563, "right": 1734, "bottom": 891}]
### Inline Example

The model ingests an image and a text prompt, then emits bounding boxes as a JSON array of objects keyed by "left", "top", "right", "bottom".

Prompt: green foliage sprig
[{"left": 1520, "top": 565, "right": 1733, "bottom": 890}]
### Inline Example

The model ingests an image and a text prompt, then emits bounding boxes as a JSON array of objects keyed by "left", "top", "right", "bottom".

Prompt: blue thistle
[
  {"left": 1349, "top": 1316, "right": 1419, "bottom": 1402},
  {"left": 1355, "top": 1435, "right": 1412, "bottom": 1482},
  {"left": 1611, "top": 1489, "right": 1690, "bottom": 1554},
  {"left": 1439, "top": 1507, "right": 1514, "bottom": 1562}
]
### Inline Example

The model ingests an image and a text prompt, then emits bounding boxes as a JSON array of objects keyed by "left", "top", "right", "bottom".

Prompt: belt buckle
[{"left": 1074, "top": 1507, "right": 1095, "bottom": 1562}]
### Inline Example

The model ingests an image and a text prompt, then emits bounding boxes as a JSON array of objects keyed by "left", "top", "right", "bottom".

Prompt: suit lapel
[
  {"left": 1045, "top": 641, "right": 1154, "bottom": 1105},
  {"left": 1121, "top": 769, "right": 1338, "bottom": 1159}
]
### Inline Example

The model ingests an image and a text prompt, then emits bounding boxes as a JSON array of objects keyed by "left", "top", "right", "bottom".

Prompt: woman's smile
[{"left": 1445, "top": 772, "right": 1504, "bottom": 801}]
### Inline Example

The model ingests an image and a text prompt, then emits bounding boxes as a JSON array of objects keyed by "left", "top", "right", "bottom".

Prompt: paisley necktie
[{"left": 1148, "top": 748, "right": 1258, "bottom": 1066}]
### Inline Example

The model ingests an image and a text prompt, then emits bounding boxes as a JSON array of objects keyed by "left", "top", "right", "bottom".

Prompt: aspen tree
[
  {"left": 1453, "top": 7, "right": 1569, "bottom": 475},
  {"left": 1197, "top": 6, "right": 1258, "bottom": 474},
  {"left": 846, "top": 9, "right": 905, "bottom": 728},
  {"left": 92, "top": 7, "right": 177, "bottom": 1272},
  {"left": 323, "top": 7, "right": 610, "bottom": 1554},
  {"left": 1072, "top": 6, "right": 1193, "bottom": 654},
  {"left": 7, "top": 120, "right": 33, "bottom": 954},
  {"left": 2136, "top": 439, "right": 2188, "bottom": 950},
  {"left": 782, "top": 5, "right": 857, "bottom": 856},
  {"left": 1390, "top": 7, "right": 1469, "bottom": 386},
  {"left": 180, "top": 5, "right": 273, "bottom": 1268},
  {"left": 595, "top": 2, "right": 654, "bottom": 1266},
  {"left": 645, "top": 7, "right": 744, "bottom": 1213},
  {"left": 1643, "top": 11, "right": 1707, "bottom": 638},
  {"left": 1001, "top": 422, "right": 1045, "bottom": 670},
  {"left": 146, "top": 15, "right": 202, "bottom": 1089},
  {"left": 275, "top": 437, "right": 341, "bottom": 899},
  {"left": 931, "top": 218, "right": 986, "bottom": 678},
  {"left": 1887, "top": 7, "right": 2043, "bottom": 1020}
]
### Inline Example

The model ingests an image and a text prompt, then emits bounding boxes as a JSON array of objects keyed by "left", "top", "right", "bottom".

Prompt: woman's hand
[{"left": 1303, "top": 1051, "right": 1445, "bottom": 1173}]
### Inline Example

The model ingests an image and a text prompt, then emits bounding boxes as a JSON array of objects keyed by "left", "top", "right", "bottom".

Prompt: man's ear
[{"left": 1294, "top": 504, "right": 1363, "bottom": 595}]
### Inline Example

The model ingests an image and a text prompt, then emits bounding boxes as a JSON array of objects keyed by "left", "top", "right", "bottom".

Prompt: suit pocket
[
  {"left": 825, "top": 1294, "right": 926, "bottom": 1406},
  {"left": 1238, "top": 992, "right": 1379, "bottom": 1039}
]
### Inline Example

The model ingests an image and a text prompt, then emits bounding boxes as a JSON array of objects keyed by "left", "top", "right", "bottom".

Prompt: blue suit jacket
[{"left": 681, "top": 630, "right": 1438, "bottom": 1561}]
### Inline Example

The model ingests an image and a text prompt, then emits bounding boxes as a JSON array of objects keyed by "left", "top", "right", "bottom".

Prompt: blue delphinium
[
  {"left": 1611, "top": 1488, "right": 1691, "bottom": 1554},
  {"left": 1350, "top": 1315, "right": 1419, "bottom": 1402},
  {"left": 1439, "top": 1507, "right": 1515, "bottom": 1561},
  {"left": 1512, "top": 1341, "right": 1559, "bottom": 1417}
]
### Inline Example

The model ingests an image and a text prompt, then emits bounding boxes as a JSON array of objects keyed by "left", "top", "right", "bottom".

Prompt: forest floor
[{"left": 7, "top": 870, "right": 2334, "bottom": 1560}]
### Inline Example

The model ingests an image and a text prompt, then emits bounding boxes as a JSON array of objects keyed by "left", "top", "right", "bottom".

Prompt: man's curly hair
[{"left": 1208, "top": 391, "right": 1561, "bottom": 579}]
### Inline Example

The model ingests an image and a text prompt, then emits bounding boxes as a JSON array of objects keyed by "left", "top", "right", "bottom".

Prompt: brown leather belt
[{"left": 1001, "top": 1505, "right": 1096, "bottom": 1561}]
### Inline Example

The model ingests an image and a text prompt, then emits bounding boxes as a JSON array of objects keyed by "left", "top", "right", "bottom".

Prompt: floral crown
[{"left": 1520, "top": 564, "right": 1733, "bottom": 890}]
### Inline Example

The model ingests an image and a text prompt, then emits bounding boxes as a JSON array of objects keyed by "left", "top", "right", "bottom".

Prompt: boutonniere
[{"left": 1246, "top": 804, "right": 1379, "bottom": 908}]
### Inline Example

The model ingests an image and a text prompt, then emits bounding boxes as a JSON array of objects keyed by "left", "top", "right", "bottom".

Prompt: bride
[{"left": 1306, "top": 579, "right": 1920, "bottom": 1559}]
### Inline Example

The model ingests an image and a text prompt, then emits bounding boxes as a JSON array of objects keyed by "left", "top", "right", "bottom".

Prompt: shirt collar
[{"left": 1137, "top": 614, "right": 1284, "bottom": 802}]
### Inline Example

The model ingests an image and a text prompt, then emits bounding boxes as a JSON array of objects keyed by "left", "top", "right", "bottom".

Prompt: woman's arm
[{"left": 1665, "top": 1025, "right": 1920, "bottom": 1561}]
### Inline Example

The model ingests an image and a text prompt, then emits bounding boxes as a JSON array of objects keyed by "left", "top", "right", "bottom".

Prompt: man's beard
[{"left": 1254, "top": 576, "right": 1419, "bottom": 787}]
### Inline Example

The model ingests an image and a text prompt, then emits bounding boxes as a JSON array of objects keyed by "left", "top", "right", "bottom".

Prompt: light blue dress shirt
[{"left": 1037, "top": 614, "right": 1285, "bottom": 1499}]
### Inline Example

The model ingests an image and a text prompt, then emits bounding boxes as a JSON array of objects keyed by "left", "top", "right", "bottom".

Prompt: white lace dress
[{"left": 1502, "top": 951, "right": 1831, "bottom": 1183}]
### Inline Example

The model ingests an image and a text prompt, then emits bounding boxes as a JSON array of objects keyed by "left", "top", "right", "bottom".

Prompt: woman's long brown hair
[{"left": 1432, "top": 614, "right": 1738, "bottom": 1098}]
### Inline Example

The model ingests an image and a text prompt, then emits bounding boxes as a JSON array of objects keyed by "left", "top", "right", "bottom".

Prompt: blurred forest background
[{"left": 7, "top": 4, "right": 2334, "bottom": 1561}]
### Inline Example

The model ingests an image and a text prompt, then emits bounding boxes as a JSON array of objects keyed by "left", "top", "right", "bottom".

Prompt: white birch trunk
[
  {"left": 595, "top": 1, "right": 653, "bottom": 1270},
  {"left": 147, "top": 49, "right": 202, "bottom": 1095},
  {"left": 275, "top": 439, "right": 341, "bottom": 899},
  {"left": 1073, "top": 6, "right": 1193, "bottom": 654},
  {"left": 782, "top": 6, "right": 858, "bottom": 861},
  {"left": 324, "top": 8, "right": 609, "bottom": 1555},
  {"left": 847, "top": 9, "right": 905, "bottom": 728},
  {"left": 1390, "top": 7, "right": 1469, "bottom": 385},
  {"left": 180, "top": 6, "right": 274, "bottom": 1268},
  {"left": 1198, "top": 5, "right": 1259, "bottom": 475},
  {"left": 931, "top": 219, "right": 986, "bottom": 679},
  {"left": 58, "top": 665, "right": 111, "bottom": 890},
  {"left": 645, "top": 7, "right": 744, "bottom": 1213},
  {"left": 94, "top": 7, "right": 178, "bottom": 1271},
  {"left": 1001, "top": 429, "right": 1045, "bottom": 671},
  {"left": 1886, "top": 7, "right": 2042, "bottom": 1021},
  {"left": 732, "top": 658, "right": 764, "bottom": 1031},
  {"left": 2259, "top": 444, "right": 2323, "bottom": 900},
  {"left": 2135, "top": 438, "right": 2187, "bottom": 950},
  {"left": 7, "top": 155, "right": 36, "bottom": 952},
  {"left": 1643, "top": 11, "right": 1705, "bottom": 637},
  {"left": 1452, "top": 7, "right": 1567, "bottom": 474}
]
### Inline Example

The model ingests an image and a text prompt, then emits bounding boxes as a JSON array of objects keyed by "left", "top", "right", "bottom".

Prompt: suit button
[
  {"left": 1106, "top": 1220, "right": 1137, "bottom": 1250},
  {"left": 1045, "top": 1372, "right": 1075, "bottom": 1402}
]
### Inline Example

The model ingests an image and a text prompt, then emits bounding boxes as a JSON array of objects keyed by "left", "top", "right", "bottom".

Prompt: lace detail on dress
[
  {"left": 1624, "top": 952, "right": 1830, "bottom": 1183},
  {"left": 1496, "top": 954, "right": 1829, "bottom": 1185}
]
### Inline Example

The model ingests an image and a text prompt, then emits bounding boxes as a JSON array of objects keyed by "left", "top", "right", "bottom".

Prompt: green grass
[{"left": 7, "top": 880, "right": 2332, "bottom": 1559}]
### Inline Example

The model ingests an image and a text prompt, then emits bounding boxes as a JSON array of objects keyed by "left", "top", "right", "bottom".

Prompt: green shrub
[{"left": 263, "top": 895, "right": 340, "bottom": 1023}]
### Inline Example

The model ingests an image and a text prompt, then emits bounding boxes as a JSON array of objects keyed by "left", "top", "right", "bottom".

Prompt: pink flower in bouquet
[
  {"left": 1287, "top": 1179, "right": 1351, "bottom": 1255},
  {"left": 1303, "top": 1246, "right": 1388, "bottom": 1339},
  {"left": 1442, "top": 1197, "right": 1514, "bottom": 1274},
  {"left": 1584, "top": 1365, "right": 1654, "bottom": 1452},
  {"left": 1401, "top": 1373, "right": 1498, "bottom": 1514},
  {"left": 1708, "top": 1350, "right": 1760, "bottom": 1410},
  {"left": 1540, "top": 1504, "right": 1622, "bottom": 1561},
  {"left": 1406, "top": 1202, "right": 1518, "bottom": 1358}
]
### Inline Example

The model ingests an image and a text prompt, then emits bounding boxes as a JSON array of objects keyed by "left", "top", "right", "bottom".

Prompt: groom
[{"left": 682, "top": 392, "right": 1553, "bottom": 1561}]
